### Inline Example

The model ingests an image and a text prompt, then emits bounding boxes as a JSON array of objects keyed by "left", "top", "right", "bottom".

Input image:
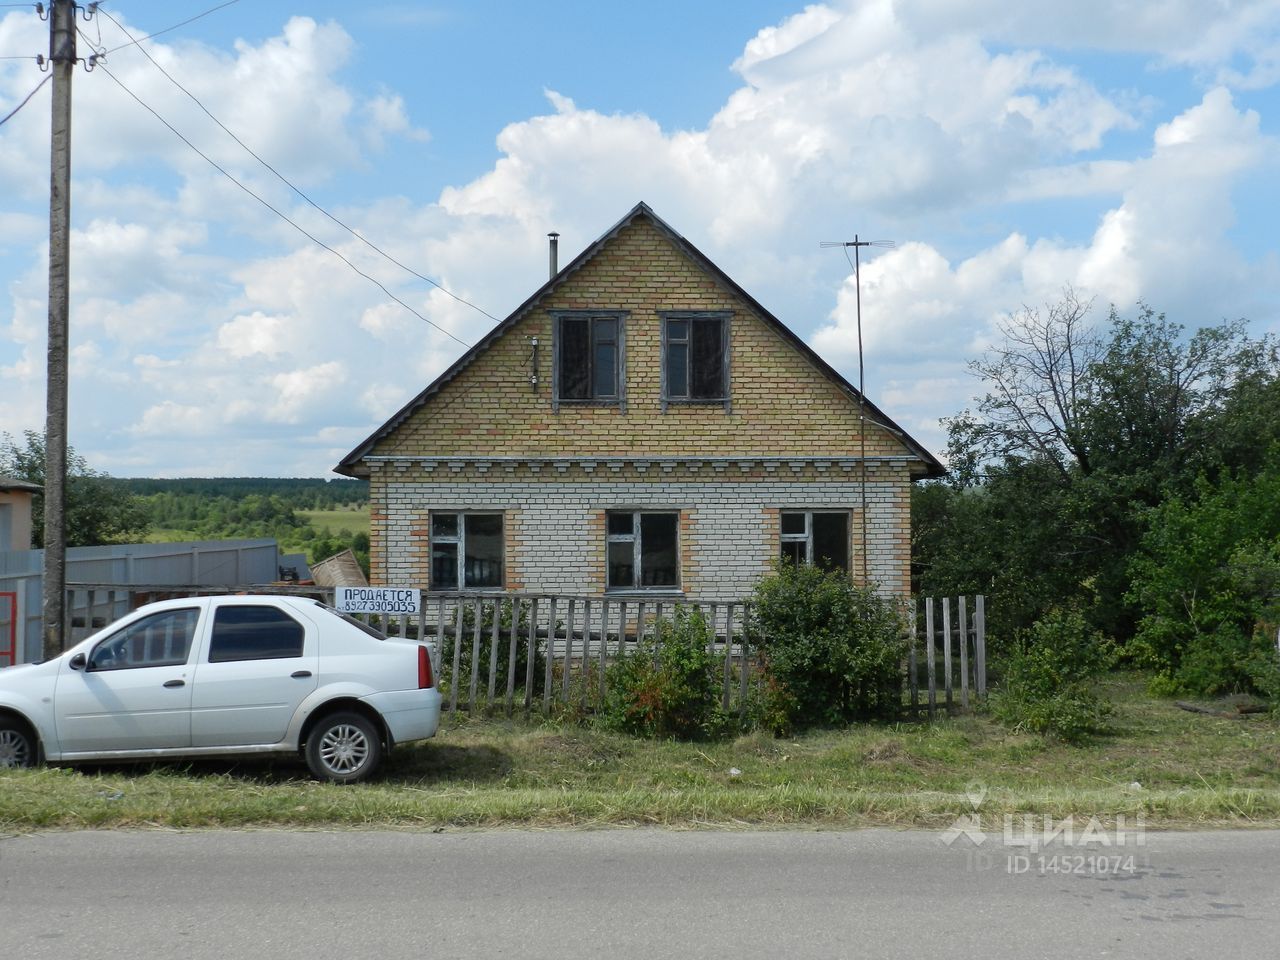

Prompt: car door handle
[
  {"left": 291, "top": 670, "right": 313, "bottom": 679},
  {"left": 163, "top": 679, "right": 186, "bottom": 688}
]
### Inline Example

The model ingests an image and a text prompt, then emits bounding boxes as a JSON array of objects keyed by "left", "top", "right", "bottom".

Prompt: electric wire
[
  {"left": 95, "top": 61, "right": 472, "bottom": 349},
  {"left": 0, "top": 71, "right": 49, "bottom": 126},
  {"left": 99, "top": 0, "right": 241, "bottom": 55},
  {"left": 94, "top": 6, "right": 501, "bottom": 325}
]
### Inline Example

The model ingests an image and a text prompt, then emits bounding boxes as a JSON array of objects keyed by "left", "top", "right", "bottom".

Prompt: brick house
[{"left": 336, "top": 202, "right": 944, "bottom": 600}]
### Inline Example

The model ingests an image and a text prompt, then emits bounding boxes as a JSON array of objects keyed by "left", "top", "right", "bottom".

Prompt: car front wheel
[
  {"left": 0, "top": 718, "right": 36, "bottom": 769},
  {"left": 305, "top": 711, "right": 382, "bottom": 784}
]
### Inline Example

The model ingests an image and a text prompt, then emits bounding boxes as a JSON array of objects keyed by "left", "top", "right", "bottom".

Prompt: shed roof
[{"left": 0, "top": 475, "right": 42, "bottom": 493}]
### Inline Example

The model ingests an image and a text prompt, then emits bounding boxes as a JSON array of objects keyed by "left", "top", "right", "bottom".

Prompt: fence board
[
  {"left": 468, "top": 597, "right": 483, "bottom": 710},
  {"left": 720, "top": 603, "right": 733, "bottom": 711},
  {"left": 909, "top": 598, "right": 919, "bottom": 713},
  {"left": 562, "top": 599, "right": 576, "bottom": 701},
  {"left": 942, "top": 597, "right": 953, "bottom": 709},
  {"left": 975, "top": 595, "right": 987, "bottom": 697},
  {"left": 449, "top": 602, "right": 464, "bottom": 714},
  {"left": 543, "top": 598, "right": 557, "bottom": 715},
  {"left": 598, "top": 599, "right": 609, "bottom": 701},
  {"left": 487, "top": 599, "right": 501, "bottom": 703},
  {"left": 925, "top": 597, "right": 937, "bottom": 718},
  {"left": 959, "top": 595, "right": 970, "bottom": 709}
]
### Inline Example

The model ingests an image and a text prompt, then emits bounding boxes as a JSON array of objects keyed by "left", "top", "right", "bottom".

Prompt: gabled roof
[{"left": 335, "top": 202, "right": 945, "bottom": 478}]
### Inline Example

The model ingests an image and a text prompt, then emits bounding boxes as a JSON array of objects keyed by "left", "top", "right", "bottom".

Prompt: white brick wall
[{"left": 379, "top": 471, "right": 908, "bottom": 599}]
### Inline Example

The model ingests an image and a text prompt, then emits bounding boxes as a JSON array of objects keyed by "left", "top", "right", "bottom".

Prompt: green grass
[
  {"left": 299, "top": 508, "right": 369, "bottom": 537},
  {"left": 3, "top": 676, "right": 1279, "bottom": 830}
]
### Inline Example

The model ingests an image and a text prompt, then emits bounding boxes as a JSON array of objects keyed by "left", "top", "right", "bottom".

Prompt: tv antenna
[{"left": 820, "top": 236, "right": 895, "bottom": 586}]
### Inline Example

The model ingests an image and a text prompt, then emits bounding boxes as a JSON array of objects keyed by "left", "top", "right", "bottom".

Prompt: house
[
  {"left": 335, "top": 202, "right": 944, "bottom": 601},
  {"left": 0, "top": 475, "right": 40, "bottom": 553}
]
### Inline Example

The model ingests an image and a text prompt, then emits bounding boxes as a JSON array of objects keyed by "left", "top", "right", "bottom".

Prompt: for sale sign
[{"left": 334, "top": 587, "right": 420, "bottom": 615}]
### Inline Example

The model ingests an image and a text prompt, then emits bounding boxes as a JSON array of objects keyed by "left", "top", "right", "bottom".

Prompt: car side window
[
  {"left": 209, "top": 606, "right": 305, "bottom": 663},
  {"left": 89, "top": 608, "right": 200, "bottom": 671}
]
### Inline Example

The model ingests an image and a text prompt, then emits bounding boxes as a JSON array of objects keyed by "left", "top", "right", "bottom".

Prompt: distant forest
[{"left": 107, "top": 477, "right": 371, "bottom": 575}]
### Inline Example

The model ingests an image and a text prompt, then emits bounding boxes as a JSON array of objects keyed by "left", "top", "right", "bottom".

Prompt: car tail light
[{"left": 418, "top": 644, "right": 434, "bottom": 689}]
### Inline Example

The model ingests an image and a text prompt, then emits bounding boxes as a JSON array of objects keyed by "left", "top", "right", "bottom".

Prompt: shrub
[
  {"left": 750, "top": 562, "right": 907, "bottom": 729},
  {"left": 990, "top": 607, "right": 1114, "bottom": 742},
  {"left": 600, "top": 609, "right": 725, "bottom": 740}
]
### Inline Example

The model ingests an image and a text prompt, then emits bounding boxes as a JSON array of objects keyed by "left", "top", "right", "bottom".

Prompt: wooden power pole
[{"left": 42, "top": 0, "right": 76, "bottom": 659}]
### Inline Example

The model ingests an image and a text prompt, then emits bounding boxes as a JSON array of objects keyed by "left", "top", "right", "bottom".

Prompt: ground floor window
[
  {"left": 779, "top": 511, "right": 850, "bottom": 572},
  {"left": 606, "top": 511, "right": 679, "bottom": 590},
  {"left": 431, "top": 512, "right": 504, "bottom": 589}
]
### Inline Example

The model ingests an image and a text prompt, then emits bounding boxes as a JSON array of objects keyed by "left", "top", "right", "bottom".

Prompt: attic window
[
  {"left": 553, "top": 311, "right": 627, "bottom": 410},
  {"left": 661, "top": 312, "right": 730, "bottom": 410}
]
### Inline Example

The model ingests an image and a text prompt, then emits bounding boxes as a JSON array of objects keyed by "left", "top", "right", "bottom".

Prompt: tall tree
[
  {"left": 929, "top": 294, "right": 1276, "bottom": 639},
  {"left": 1, "top": 430, "right": 148, "bottom": 548}
]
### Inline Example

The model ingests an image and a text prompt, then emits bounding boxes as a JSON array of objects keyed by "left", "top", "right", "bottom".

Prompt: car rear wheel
[
  {"left": 305, "top": 711, "right": 382, "bottom": 784},
  {"left": 0, "top": 718, "right": 36, "bottom": 769}
]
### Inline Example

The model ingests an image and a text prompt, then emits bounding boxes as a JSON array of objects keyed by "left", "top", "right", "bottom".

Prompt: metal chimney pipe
[{"left": 548, "top": 232, "right": 560, "bottom": 279}]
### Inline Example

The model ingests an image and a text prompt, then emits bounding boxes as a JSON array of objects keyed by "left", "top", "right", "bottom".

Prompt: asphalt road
[{"left": 3, "top": 828, "right": 1278, "bottom": 959}]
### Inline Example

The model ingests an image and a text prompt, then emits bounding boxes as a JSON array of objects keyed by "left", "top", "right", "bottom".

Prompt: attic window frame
[
  {"left": 660, "top": 311, "right": 732, "bottom": 412},
  {"left": 551, "top": 310, "right": 629, "bottom": 413}
]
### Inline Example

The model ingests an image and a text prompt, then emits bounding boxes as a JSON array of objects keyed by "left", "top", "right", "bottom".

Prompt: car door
[
  {"left": 188, "top": 602, "right": 319, "bottom": 747},
  {"left": 54, "top": 607, "right": 201, "bottom": 754}
]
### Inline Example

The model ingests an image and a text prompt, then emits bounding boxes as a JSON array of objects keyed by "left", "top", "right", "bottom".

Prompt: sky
[{"left": 1, "top": 0, "right": 1278, "bottom": 478}]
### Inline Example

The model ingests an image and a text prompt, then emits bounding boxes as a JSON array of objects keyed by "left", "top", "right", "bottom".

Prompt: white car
[{"left": 0, "top": 594, "right": 441, "bottom": 783}]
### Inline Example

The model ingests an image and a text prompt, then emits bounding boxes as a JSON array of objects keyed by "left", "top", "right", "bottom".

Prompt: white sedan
[{"left": 0, "top": 594, "right": 441, "bottom": 783}]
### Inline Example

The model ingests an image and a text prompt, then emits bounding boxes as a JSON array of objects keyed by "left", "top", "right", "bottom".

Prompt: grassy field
[
  {"left": 299, "top": 507, "right": 369, "bottom": 536},
  {"left": 2, "top": 677, "right": 1278, "bottom": 831}
]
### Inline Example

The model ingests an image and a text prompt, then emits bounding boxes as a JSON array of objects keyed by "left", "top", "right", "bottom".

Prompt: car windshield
[{"left": 315, "top": 603, "right": 387, "bottom": 640}]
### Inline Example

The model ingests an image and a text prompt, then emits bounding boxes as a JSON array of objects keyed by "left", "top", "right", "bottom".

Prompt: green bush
[
  {"left": 600, "top": 609, "right": 725, "bottom": 740},
  {"left": 750, "top": 562, "right": 907, "bottom": 729},
  {"left": 990, "top": 607, "right": 1114, "bottom": 742}
]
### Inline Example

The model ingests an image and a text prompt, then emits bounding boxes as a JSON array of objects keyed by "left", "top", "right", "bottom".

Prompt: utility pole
[{"left": 42, "top": 0, "right": 76, "bottom": 659}]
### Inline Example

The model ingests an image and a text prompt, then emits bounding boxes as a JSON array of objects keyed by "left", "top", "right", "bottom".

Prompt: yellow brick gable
[{"left": 369, "top": 216, "right": 913, "bottom": 463}]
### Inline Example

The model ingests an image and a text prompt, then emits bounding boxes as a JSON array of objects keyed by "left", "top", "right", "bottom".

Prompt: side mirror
[{"left": 69, "top": 652, "right": 86, "bottom": 671}]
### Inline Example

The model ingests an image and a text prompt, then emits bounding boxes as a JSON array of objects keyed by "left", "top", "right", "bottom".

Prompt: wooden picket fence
[
  {"left": 50, "top": 585, "right": 986, "bottom": 721},
  {"left": 384, "top": 593, "right": 755, "bottom": 717},
  {"left": 381, "top": 591, "right": 987, "bottom": 720},
  {"left": 907, "top": 596, "right": 987, "bottom": 718}
]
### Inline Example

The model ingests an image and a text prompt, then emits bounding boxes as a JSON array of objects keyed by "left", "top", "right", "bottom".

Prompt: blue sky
[{"left": 1, "top": 1, "right": 1278, "bottom": 476}]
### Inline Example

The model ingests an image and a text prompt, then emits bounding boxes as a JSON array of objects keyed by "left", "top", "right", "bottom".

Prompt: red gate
[{"left": 0, "top": 591, "right": 16, "bottom": 667}]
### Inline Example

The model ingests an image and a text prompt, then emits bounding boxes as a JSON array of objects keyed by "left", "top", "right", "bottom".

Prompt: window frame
[
  {"left": 207, "top": 605, "right": 307, "bottom": 663},
  {"left": 430, "top": 511, "right": 506, "bottom": 592},
  {"left": 87, "top": 607, "right": 200, "bottom": 672},
  {"left": 551, "top": 310, "right": 628, "bottom": 412},
  {"left": 660, "top": 311, "right": 732, "bottom": 411},
  {"left": 779, "top": 510, "right": 852, "bottom": 573},
  {"left": 605, "top": 509, "right": 682, "bottom": 593}
]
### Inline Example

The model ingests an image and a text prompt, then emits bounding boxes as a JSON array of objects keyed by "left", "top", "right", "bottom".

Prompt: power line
[
  {"left": 100, "top": 0, "right": 242, "bottom": 55},
  {"left": 93, "top": 6, "right": 501, "bottom": 326},
  {"left": 95, "top": 62, "right": 473, "bottom": 349},
  {"left": 0, "top": 71, "right": 49, "bottom": 126}
]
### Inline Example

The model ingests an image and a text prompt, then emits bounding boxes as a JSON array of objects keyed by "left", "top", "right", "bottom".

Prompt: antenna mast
[{"left": 820, "top": 236, "right": 894, "bottom": 587}]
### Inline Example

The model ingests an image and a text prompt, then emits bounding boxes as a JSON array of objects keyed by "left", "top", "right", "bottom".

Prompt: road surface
[{"left": 3, "top": 827, "right": 1278, "bottom": 959}]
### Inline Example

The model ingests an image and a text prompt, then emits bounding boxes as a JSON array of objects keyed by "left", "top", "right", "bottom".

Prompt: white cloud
[{"left": 2, "top": 3, "right": 1277, "bottom": 475}]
